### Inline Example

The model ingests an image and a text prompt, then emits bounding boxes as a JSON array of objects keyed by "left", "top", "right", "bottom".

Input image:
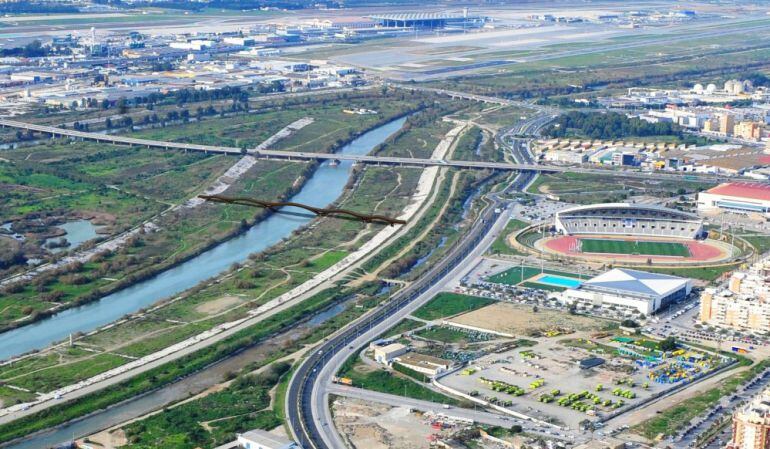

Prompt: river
[
  {"left": 4, "top": 298, "right": 352, "bottom": 449},
  {"left": 0, "top": 116, "right": 406, "bottom": 361}
]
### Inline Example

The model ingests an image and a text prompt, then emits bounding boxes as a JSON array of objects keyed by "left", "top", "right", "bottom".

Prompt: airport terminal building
[
  {"left": 560, "top": 268, "right": 693, "bottom": 316},
  {"left": 554, "top": 203, "right": 704, "bottom": 239},
  {"left": 369, "top": 12, "right": 485, "bottom": 29}
]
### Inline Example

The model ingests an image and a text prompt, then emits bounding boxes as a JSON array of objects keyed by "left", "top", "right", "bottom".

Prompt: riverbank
[
  {"left": 0, "top": 122, "right": 313, "bottom": 342},
  {"left": 8, "top": 114, "right": 466, "bottom": 449},
  {"left": 0, "top": 115, "right": 420, "bottom": 436},
  {"left": 0, "top": 90, "right": 424, "bottom": 335},
  {"left": 0, "top": 107, "right": 472, "bottom": 446},
  {"left": 0, "top": 105, "right": 417, "bottom": 352},
  {"left": 0, "top": 93, "right": 485, "bottom": 444}
]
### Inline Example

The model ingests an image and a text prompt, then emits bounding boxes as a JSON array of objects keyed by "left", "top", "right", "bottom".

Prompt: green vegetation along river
[{"left": 0, "top": 116, "right": 407, "bottom": 361}]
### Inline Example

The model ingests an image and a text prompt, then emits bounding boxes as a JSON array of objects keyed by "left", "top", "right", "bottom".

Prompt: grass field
[
  {"left": 487, "top": 266, "right": 580, "bottom": 286},
  {"left": 488, "top": 218, "right": 528, "bottom": 256},
  {"left": 412, "top": 293, "right": 495, "bottom": 321},
  {"left": 580, "top": 239, "right": 690, "bottom": 257},
  {"left": 741, "top": 234, "right": 770, "bottom": 256},
  {"left": 643, "top": 264, "right": 739, "bottom": 282},
  {"left": 414, "top": 326, "right": 474, "bottom": 343},
  {"left": 386, "top": 318, "right": 424, "bottom": 337},
  {"left": 338, "top": 353, "right": 460, "bottom": 405}
]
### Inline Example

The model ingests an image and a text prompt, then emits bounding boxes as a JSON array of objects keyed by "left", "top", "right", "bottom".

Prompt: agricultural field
[{"left": 579, "top": 239, "right": 691, "bottom": 257}]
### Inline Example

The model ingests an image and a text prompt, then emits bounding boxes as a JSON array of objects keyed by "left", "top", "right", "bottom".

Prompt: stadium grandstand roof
[
  {"left": 582, "top": 268, "right": 689, "bottom": 297},
  {"left": 557, "top": 203, "right": 700, "bottom": 220},
  {"left": 705, "top": 182, "right": 770, "bottom": 201}
]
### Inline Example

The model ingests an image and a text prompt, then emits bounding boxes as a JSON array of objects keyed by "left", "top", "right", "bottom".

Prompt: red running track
[
  {"left": 545, "top": 236, "right": 578, "bottom": 253},
  {"left": 544, "top": 236, "right": 724, "bottom": 261},
  {"left": 685, "top": 241, "right": 723, "bottom": 261}
]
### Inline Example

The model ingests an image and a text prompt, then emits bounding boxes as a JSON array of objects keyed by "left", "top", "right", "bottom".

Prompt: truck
[{"left": 333, "top": 376, "right": 353, "bottom": 386}]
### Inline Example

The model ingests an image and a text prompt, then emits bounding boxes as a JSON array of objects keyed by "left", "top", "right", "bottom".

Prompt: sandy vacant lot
[
  {"left": 194, "top": 295, "right": 246, "bottom": 315},
  {"left": 448, "top": 302, "right": 611, "bottom": 336},
  {"left": 333, "top": 397, "right": 439, "bottom": 449}
]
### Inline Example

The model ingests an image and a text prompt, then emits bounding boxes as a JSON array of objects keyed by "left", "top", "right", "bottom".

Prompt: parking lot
[{"left": 435, "top": 321, "right": 729, "bottom": 430}]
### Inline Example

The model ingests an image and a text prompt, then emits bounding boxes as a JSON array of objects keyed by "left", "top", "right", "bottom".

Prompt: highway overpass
[{"left": 0, "top": 118, "right": 734, "bottom": 183}]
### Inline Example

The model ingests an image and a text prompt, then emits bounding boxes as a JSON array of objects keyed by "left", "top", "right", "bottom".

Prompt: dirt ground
[
  {"left": 80, "top": 428, "right": 127, "bottom": 449},
  {"left": 448, "top": 302, "right": 611, "bottom": 336},
  {"left": 332, "top": 397, "right": 440, "bottom": 449},
  {"left": 194, "top": 294, "right": 246, "bottom": 315}
]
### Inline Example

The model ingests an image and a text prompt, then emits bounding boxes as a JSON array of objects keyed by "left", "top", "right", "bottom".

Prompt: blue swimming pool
[{"left": 537, "top": 275, "right": 583, "bottom": 288}]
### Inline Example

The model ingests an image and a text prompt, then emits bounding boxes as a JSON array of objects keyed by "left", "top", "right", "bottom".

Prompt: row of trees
[
  {"left": 0, "top": 40, "right": 52, "bottom": 58},
  {"left": 76, "top": 85, "right": 256, "bottom": 113},
  {"left": 543, "top": 111, "right": 682, "bottom": 140},
  {"left": 0, "top": 3, "right": 77, "bottom": 14}
]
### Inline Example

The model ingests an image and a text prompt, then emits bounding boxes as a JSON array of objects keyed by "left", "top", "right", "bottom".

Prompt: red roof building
[{"left": 697, "top": 182, "right": 770, "bottom": 215}]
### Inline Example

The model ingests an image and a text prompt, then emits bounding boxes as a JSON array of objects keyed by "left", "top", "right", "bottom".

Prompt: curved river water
[{"left": 0, "top": 116, "right": 406, "bottom": 361}]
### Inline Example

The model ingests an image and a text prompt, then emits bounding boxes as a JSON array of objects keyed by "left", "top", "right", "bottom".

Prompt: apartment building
[{"left": 700, "top": 256, "right": 770, "bottom": 333}]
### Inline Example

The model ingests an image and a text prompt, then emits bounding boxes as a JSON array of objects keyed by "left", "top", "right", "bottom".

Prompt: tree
[
  {"left": 22, "top": 40, "right": 46, "bottom": 57},
  {"left": 116, "top": 97, "right": 128, "bottom": 114},
  {"left": 660, "top": 336, "right": 677, "bottom": 352},
  {"left": 621, "top": 319, "right": 639, "bottom": 328},
  {"left": 510, "top": 424, "right": 523, "bottom": 434}
]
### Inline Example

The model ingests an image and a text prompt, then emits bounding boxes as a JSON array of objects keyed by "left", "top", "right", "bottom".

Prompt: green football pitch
[
  {"left": 579, "top": 239, "right": 691, "bottom": 257},
  {"left": 488, "top": 266, "right": 580, "bottom": 285}
]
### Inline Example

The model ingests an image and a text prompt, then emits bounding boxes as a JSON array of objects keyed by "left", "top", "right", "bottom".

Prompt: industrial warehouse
[{"left": 697, "top": 182, "right": 770, "bottom": 217}]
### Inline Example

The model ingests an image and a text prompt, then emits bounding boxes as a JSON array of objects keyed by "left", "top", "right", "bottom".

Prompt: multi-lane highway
[
  {"left": 286, "top": 185, "right": 512, "bottom": 448},
  {"left": 285, "top": 114, "right": 554, "bottom": 449},
  {"left": 0, "top": 118, "right": 739, "bottom": 184}
]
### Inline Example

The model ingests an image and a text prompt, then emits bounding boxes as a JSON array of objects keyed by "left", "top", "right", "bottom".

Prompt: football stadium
[{"left": 527, "top": 203, "right": 735, "bottom": 265}]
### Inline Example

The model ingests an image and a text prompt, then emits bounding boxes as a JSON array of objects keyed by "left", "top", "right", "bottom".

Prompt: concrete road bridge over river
[{"left": 0, "top": 118, "right": 738, "bottom": 184}]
